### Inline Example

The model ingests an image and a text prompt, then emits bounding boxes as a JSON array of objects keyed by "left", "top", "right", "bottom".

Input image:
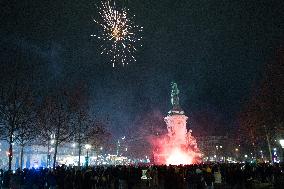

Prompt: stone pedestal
[{"left": 164, "top": 114, "right": 188, "bottom": 145}]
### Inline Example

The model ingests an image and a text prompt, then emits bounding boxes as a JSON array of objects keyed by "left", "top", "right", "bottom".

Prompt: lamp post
[
  {"left": 235, "top": 148, "right": 239, "bottom": 162},
  {"left": 85, "top": 144, "right": 91, "bottom": 167},
  {"left": 215, "top": 145, "right": 223, "bottom": 162}
]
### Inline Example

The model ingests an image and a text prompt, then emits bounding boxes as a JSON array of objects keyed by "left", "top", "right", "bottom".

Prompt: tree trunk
[
  {"left": 96, "top": 152, "right": 99, "bottom": 166},
  {"left": 53, "top": 119, "right": 60, "bottom": 170},
  {"left": 53, "top": 140, "right": 58, "bottom": 170},
  {"left": 78, "top": 115, "right": 82, "bottom": 168},
  {"left": 8, "top": 141, "right": 13, "bottom": 170},
  {"left": 266, "top": 132, "right": 273, "bottom": 162},
  {"left": 20, "top": 145, "right": 24, "bottom": 170},
  {"left": 264, "top": 126, "right": 273, "bottom": 163},
  {"left": 78, "top": 143, "right": 81, "bottom": 167},
  {"left": 47, "top": 138, "right": 50, "bottom": 167}
]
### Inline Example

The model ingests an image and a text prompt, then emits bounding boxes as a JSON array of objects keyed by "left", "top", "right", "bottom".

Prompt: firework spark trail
[{"left": 91, "top": 0, "right": 143, "bottom": 67}]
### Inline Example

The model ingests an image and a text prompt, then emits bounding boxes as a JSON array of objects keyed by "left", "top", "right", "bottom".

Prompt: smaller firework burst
[{"left": 91, "top": 0, "right": 143, "bottom": 67}]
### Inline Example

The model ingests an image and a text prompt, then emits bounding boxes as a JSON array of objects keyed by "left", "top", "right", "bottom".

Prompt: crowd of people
[{"left": 0, "top": 163, "right": 283, "bottom": 189}]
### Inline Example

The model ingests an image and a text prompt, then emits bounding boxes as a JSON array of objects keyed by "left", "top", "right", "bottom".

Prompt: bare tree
[
  {"left": 0, "top": 82, "right": 35, "bottom": 170},
  {"left": 38, "top": 91, "right": 73, "bottom": 169},
  {"left": 239, "top": 47, "right": 284, "bottom": 161},
  {"left": 87, "top": 120, "right": 112, "bottom": 151},
  {"left": 37, "top": 96, "right": 55, "bottom": 167},
  {"left": 0, "top": 47, "right": 41, "bottom": 170},
  {"left": 68, "top": 83, "right": 90, "bottom": 167},
  {"left": 15, "top": 116, "right": 37, "bottom": 170}
]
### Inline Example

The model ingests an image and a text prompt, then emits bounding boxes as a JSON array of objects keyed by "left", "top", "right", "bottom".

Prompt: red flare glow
[{"left": 166, "top": 148, "right": 193, "bottom": 165}]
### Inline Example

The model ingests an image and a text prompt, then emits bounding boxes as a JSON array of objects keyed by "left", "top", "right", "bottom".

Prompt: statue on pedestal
[{"left": 169, "top": 82, "right": 183, "bottom": 115}]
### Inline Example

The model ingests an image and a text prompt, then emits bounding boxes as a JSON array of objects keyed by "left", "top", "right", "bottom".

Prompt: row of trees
[
  {"left": 238, "top": 47, "right": 284, "bottom": 161},
  {"left": 0, "top": 63, "right": 110, "bottom": 170}
]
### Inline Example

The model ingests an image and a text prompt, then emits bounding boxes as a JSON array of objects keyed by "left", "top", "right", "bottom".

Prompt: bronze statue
[{"left": 171, "top": 82, "right": 180, "bottom": 108}]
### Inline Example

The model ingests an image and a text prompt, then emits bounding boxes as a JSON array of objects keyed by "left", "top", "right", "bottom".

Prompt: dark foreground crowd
[{"left": 0, "top": 163, "right": 284, "bottom": 189}]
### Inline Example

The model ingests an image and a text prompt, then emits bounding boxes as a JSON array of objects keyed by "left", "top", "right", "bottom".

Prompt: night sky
[{"left": 1, "top": 0, "right": 284, "bottom": 137}]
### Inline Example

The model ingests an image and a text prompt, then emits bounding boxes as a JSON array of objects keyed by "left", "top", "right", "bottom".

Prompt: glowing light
[
  {"left": 91, "top": 0, "right": 143, "bottom": 67},
  {"left": 166, "top": 148, "right": 193, "bottom": 165},
  {"left": 85, "top": 144, "right": 91, "bottom": 150},
  {"left": 280, "top": 140, "right": 284, "bottom": 148}
]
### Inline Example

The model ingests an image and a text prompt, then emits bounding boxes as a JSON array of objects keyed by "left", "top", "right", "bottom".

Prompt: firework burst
[{"left": 91, "top": 0, "right": 143, "bottom": 67}]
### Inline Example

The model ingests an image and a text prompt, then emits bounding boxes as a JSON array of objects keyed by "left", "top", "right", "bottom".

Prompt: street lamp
[
  {"left": 85, "top": 144, "right": 91, "bottom": 150},
  {"left": 85, "top": 144, "right": 91, "bottom": 167},
  {"left": 234, "top": 148, "right": 239, "bottom": 162}
]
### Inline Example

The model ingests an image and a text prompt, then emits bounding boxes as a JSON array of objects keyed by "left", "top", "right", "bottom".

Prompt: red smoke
[{"left": 152, "top": 114, "right": 201, "bottom": 165}]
